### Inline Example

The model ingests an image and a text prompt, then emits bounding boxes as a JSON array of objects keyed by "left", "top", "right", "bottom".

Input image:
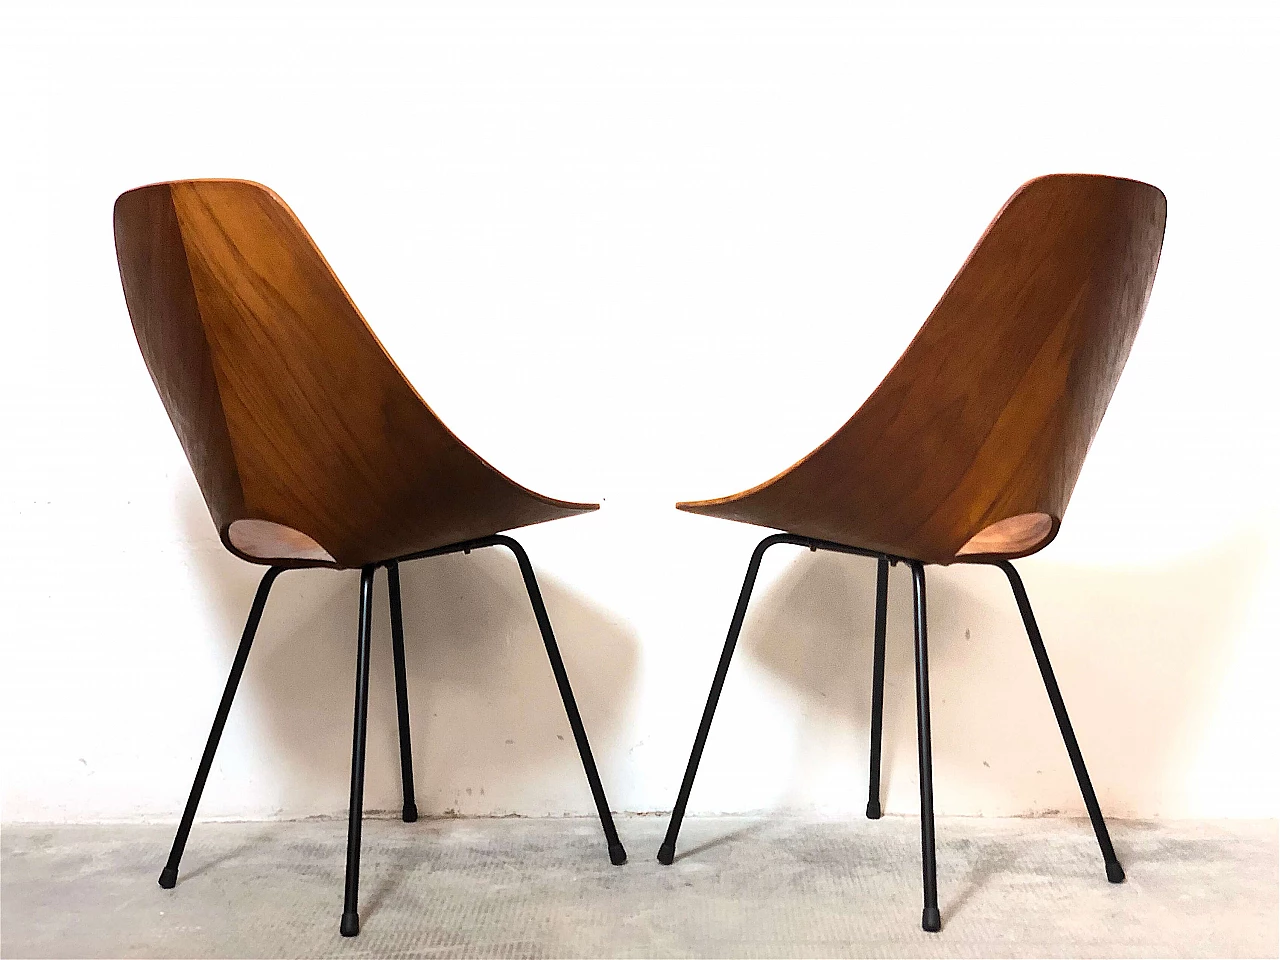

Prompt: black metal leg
[
  {"left": 658, "top": 534, "right": 785, "bottom": 865},
  {"left": 491, "top": 536, "right": 627, "bottom": 866},
  {"left": 386, "top": 562, "right": 418, "bottom": 824},
  {"left": 997, "top": 560, "right": 1125, "bottom": 883},
  {"left": 910, "top": 561, "right": 941, "bottom": 933},
  {"left": 159, "top": 566, "right": 283, "bottom": 890},
  {"left": 866, "top": 555, "right": 890, "bottom": 820},
  {"left": 340, "top": 566, "right": 376, "bottom": 938}
]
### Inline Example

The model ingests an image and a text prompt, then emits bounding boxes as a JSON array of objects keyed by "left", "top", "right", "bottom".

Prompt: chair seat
[
  {"left": 224, "top": 485, "right": 596, "bottom": 568},
  {"left": 228, "top": 519, "right": 337, "bottom": 563},
  {"left": 677, "top": 494, "right": 1057, "bottom": 565}
]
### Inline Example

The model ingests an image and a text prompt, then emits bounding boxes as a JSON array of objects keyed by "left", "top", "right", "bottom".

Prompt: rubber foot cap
[
  {"left": 922, "top": 906, "right": 941, "bottom": 932},
  {"left": 402, "top": 803, "right": 418, "bottom": 823},
  {"left": 609, "top": 842, "right": 627, "bottom": 866},
  {"left": 656, "top": 842, "right": 675, "bottom": 865},
  {"left": 1106, "top": 860, "right": 1125, "bottom": 883},
  {"left": 158, "top": 866, "right": 178, "bottom": 889},
  {"left": 340, "top": 912, "right": 360, "bottom": 937},
  {"left": 865, "top": 799, "right": 882, "bottom": 820}
]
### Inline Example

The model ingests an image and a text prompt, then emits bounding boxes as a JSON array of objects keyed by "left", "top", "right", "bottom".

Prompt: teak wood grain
[
  {"left": 115, "top": 179, "right": 596, "bottom": 570},
  {"left": 678, "top": 174, "right": 1167, "bottom": 564}
]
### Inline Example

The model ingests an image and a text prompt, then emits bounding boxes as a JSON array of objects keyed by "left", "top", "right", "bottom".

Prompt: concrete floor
[{"left": 2, "top": 816, "right": 1275, "bottom": 958}]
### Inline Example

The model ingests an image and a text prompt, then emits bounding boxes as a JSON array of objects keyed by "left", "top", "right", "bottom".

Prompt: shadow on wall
[
  {"left": 735, "top": 530, "right": 1264, "bottom": 818},
  {"left": 177, "top": 488, "right": 639, "bottom": 819}
]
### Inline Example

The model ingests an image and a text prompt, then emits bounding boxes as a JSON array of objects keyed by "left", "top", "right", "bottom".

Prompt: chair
[
  {"left": 114, "top": 179, "right": 626, "bottom": 938},
  {"left": 656, "top": 174, "right": 1166, "bottom": 932}
]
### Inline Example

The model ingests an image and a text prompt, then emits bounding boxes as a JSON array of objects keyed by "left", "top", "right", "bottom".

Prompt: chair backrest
[
  {"left": 691, "top": 174, "right": 1167, "bottom": 563},
  {"left": 114, "top": 179, "right": 566, "bottom": 568}
]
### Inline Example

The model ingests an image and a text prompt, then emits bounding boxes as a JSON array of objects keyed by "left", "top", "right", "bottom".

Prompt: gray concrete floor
[{"left": 2, "top": 816, "right": 1275, "bottom": 958}]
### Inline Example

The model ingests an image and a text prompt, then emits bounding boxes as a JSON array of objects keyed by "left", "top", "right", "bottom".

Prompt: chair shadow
[
  {"left": 734, "top": 528, "right": 1266, "bottom": 829},
  {"left": 941, "top": 842, "right": 1015, "bottom": 920},
  {"left": 671, "top": 820, "right": 769, "bottom": 863},
  {"left": 358, "top": 830, "right": 440, "bottom": 921},
  {"left": 177, "top": 824, "right": 280, "bottom": 883},
  {"left": 173, "top": 486, "right": 640, "bottom": 830}
]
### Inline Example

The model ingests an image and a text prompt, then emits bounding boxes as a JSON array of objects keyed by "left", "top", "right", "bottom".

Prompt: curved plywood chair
[
  {"left": 658, "top": 175, "right": 1167, "bottom": 933},
  {"left": 115, "top": 179, "right": 597, "bottom": 570},
  {"left": 115, "top": 180, "right": 624, "bottom": 938},
  {"left": 678, "top": 174, "right": 1166, "bottom": 565}
]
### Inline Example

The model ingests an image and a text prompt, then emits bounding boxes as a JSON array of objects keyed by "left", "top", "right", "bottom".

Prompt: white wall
[{"left": 2, "top": 0, "right": 1276, "bottom": 824}]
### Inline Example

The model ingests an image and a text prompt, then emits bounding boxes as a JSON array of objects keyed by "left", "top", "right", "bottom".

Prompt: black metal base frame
[
  {"left": 656, "top": 532, "right": 1124, "bottom": 934},
  {"left": 157, "top": 534, "right": 626, "bottom": 939}
]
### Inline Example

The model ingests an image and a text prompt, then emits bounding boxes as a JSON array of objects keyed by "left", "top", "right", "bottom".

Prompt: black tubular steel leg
[
  {"left": 658, "top": 534, "right": 786, "bottom": 865},
  {"left": 340, "top": 567, "right": 377, "bottom": 938},
  {"left": 997, "top": 560, "right": 1125, "bottom": 883},
  {"left": 386, "top": 562, "right": 418, "bottom": 823},
  {"left": 491, "top": 535, "right": 627, "bottom": 866},
  {"left": 159, "top": 566, "right": 283, "bottom": 890},
  {"left": 910, "top": 561, "right": 941, "bottom": 933},
  {"left": 866, "top": 555, "right": 890, "bottom": 820}
]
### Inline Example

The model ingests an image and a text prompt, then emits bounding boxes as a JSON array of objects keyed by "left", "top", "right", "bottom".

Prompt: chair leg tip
[
  {"left": 865, "top": 800, "right": 882, "bottom": 820},
  {"left": 656, "top": 842, "right": 676, "bottom": 865},
  {"left": 157, "top": 866, "right": 178, "bottom": 889},
  {"left": 1106, "top": 860, "right": 1125, "bottom": 883},
  {"left": 609, "top": 842, "right": 628, "bottom": 866},
  {"left": 340, "top": 912, "right": 360, "bottom": 937},
  {"left": 402, "top": 803, "right": 418, "bottom": 823},
  {"left": 922, "top": 906, "right": 941, "bottom": 932}
]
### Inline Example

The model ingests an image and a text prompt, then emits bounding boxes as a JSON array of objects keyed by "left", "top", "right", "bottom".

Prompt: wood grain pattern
[
  {"left": 678, "top": 174, "right": 1166, "bottom": 564},
  {"left": 115, "top": 179, "right": 597, "bottom": 570}
]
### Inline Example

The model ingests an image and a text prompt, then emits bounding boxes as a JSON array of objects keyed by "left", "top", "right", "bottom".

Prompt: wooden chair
[
  {"left": 114, "top": 179, "right": 626, "bottom": 938},
  {"left": 656, "top": 174, "right": 1167, "bottom": 933}
]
